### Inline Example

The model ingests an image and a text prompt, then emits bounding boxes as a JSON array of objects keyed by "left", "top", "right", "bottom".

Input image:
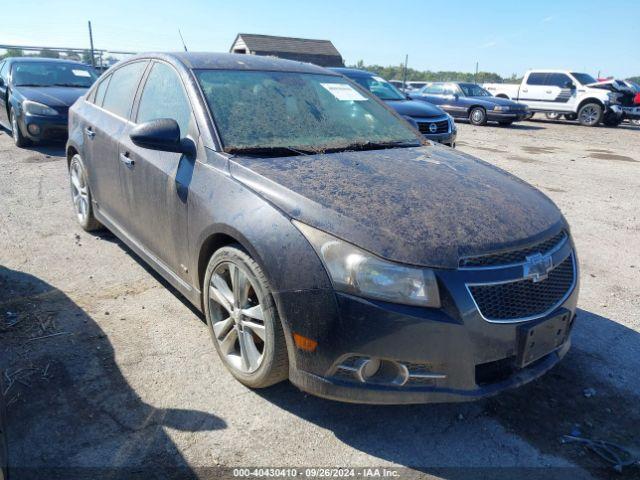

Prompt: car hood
[
  {"left": 471, "top": 95, "right": 524, "bottom": 107},
  {"left": 14, "top": 86, "right": 88, "bottom": 108},
  {"left": 585, "top": 79, "right": 635, "bottom": 93},
  {"left": 229, "top": 145, "right": 566, "bottom": 269},
  {"left": 385, "top": 99, "right": 446, "bottom": 118}
]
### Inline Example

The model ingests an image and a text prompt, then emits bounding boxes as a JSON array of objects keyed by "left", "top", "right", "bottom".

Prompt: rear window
[{"left": 101, "top": 61, "right": 147, "bottom": 119}]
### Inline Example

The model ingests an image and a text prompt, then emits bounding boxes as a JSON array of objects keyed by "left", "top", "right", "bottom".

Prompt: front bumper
[
  {"left": 277, "top": 237, "right": 579, "bottom": 404},
  {"left": 621, "top": 105, "right": 640, "bottom": 120},
  {"left": 19, "top": 112, "right": 68, "bottom": 142},
  {"left": 487, "top": 111, "right": 528, "bottom": 122},
  {"left": 424, "top": 129, "right": 457, "bottom": 147}
]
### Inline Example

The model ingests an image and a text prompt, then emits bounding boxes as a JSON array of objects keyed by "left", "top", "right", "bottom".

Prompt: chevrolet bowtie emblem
[{"left": 523, "top": 253, "right": 553, "bottom": 283}]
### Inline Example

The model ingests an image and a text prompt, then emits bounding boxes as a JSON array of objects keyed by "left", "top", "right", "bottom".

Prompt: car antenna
[{"left": 178, "top": 29, "right": 188, "bottom": 52}]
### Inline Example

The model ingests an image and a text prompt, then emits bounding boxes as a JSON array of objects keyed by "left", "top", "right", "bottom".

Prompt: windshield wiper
[
  {"left": 53, "top": 83, "right": 87, "bottom": 87},
  {"left": 226, "top": 146, "right": 316, "bottom": 158},
  {"left": 15, "top": 83, "right": 48, "bottom": 87},
  {"left": 328, "top": 140, "right": 421, "bottom": 153}
]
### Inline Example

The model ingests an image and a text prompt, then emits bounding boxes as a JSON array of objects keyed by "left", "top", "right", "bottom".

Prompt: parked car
[
  {"left": 0, "top": 57, "right": 98, "bottom": 147},
  {"left": 67, "top": 52, "right": 578, "bottom": 404},
  {"left": 331, "top": 68, "right": 456, "bottom": 147},
  {"left": 484, "top": 70, "right": 637, "bottom": 127},
  {"left": 621, "top": 80, "right": 640, "bottom": 125},
  {"left": 410, "top": 82, "right": 529, "bottom": 126}
]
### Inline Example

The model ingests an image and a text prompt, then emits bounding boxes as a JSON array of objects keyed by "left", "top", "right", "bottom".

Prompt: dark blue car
[
  {"left": 0, "top": 57, "right": 98, "bottom": 147},
  {"left": 410, "top": 82, "right": 529, "bottom": 126},
  {"left": 331, "top": 68, "right": 456, "bottom": 147}
]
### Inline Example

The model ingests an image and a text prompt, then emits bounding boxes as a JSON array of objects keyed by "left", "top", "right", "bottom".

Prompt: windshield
[
  {"left": 459, "top": 83, "right": 492, "bottom": 97},
  {"left": 351, "top": 75, "right": 406, "bottom": 101},
  {"left": 12, "top": 62, "right": 97, "bottom": 88},
  {"left": 570, "top": 72, "right": 597, "bottom": 86},
  {"left": 195, "top": 70, "right": 420, "bottom": 154}
]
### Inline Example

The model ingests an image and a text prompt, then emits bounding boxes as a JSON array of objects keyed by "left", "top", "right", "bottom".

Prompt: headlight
[
  {"left": 23, "top": 100, "right": 58, "bottom": 116},
  {"left": 493, "top": 105, "right": 510, "bottom": 111},
  {"left": 294, "top": 221, "right": 441, "bottom": 308}
]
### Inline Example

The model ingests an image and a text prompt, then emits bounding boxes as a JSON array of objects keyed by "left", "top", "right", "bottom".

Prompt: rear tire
[
  {"left": 9, "top": 107, "right": 30, "bottom": 148},
  {"left": 469, "top": 107, "right": 487, "bottom": 126},
  {"left": 204, "top": 245, "right": 289, "bottom": 389},
  {"left": 69, "top": 154, "right": 102, "bottom": 231},
  {"left": 564, "top": 113, "right": 577, "bottom": 121},
  {"left": 545, "top": 112, "right": 562, "bottom": 120},
  {"left": 578, "top": 102, "right": 603, "bottom": 127}
]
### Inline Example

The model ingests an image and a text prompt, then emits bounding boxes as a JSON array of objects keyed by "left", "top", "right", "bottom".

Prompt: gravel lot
[{"left": 1, "top": 118, "right": 639, "bottom": 479}]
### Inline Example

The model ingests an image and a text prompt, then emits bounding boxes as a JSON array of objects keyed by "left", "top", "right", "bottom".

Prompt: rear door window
[
  {"left": 422, "top": 84, "right": 445, "bottom": 95},
  {"left": 546, "top": 73, "right": 571, "bottom": 88},
  {"left": 526, "top": 73, "right": 548, "bottom": 85},
  {"left": 136, "top": 62, "right": 193, "bottom": 136},
  {"left": 102, "top": 61, "right": 148, "bottom": 119}
]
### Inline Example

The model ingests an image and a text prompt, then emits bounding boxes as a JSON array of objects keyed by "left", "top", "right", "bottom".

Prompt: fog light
[
  {"left": 27, "top": 124, "right": 41, "bottom": 136},
  {"left": 356, "top": 358, "right": 408, "bottom": 386}
]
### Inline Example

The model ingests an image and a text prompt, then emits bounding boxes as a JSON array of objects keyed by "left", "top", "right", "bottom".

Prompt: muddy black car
[
  {"left": 66, "top": 53, "right": 579, "bottom": 404},
  {"left": 0, "top": 57, "right": 97, "bottom": 147}
]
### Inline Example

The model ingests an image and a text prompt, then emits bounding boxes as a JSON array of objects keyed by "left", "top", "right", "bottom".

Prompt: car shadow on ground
[
  {"left": 0, "top": 266, "right": 225, "bottom": 480},
  {"left": 455, "top": 121, "right": 545, "bottom": 131},
  {"left": 255, "top": 309, "right": 640, "bottom": 480},
  {"left": 529, "top": 118, "right": 640, "bottom": 131}
]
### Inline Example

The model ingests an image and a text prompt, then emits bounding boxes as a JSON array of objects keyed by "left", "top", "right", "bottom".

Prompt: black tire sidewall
[{"left": 203, "top": 246, "right": 287, "bottom": 388}]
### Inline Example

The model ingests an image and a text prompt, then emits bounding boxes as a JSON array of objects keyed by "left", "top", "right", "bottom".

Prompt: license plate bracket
[{"left": 516, "top": 312, "right": 571, "bottom": 368}]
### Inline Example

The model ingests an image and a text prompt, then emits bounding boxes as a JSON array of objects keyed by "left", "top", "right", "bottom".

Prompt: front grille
[
  {"left": 460, "top": 231, "right": 567, "bottom": 268},
  {"left": 417, "top": 119, "right": 449, "bottom": 135},
  {"left": 469, "top": 254, "right": 575, "bottom": 321}
]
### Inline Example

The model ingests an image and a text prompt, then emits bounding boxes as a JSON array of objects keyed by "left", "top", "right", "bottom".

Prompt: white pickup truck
[{"left": 484, "top": 70, "right": 638, "bottom": 127}]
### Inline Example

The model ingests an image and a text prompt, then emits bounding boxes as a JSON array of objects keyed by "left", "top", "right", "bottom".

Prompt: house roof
[{"left": 233, "top": 34, "right": 341, "bottom": 57}]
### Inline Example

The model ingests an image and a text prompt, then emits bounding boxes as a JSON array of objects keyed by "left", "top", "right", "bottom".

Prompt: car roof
[
  {"left": 123, "top": 52, "right": 339, "bottom": 75},
  {"left": 329, "top": 67, "right": 375, "bottom": 78},
  {"left": 5, "top": 57, "right": 89, "bottom": 66}
]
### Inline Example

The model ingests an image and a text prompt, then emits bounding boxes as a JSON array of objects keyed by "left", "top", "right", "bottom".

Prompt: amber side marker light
[{"left": 293, "top": 333, "right": 318, "bottom": 352}]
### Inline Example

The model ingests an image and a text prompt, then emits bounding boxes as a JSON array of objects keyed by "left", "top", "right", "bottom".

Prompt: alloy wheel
[
  {"left": 208, "top": 262, "right": 266, "bottom": 373},
  {"left": 70, "top": 161, "right": 90, "bottom": 224},
  {"left": 580, "top": 106, "right": 599, "bottom": 126}
]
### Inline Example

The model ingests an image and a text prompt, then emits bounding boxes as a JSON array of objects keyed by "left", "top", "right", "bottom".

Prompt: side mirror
[{"left": 130, "top": 118, "right": 195, "bottom": 156}]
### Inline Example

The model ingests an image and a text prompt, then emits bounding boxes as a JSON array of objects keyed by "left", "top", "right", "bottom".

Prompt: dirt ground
[{"left": 1, "top": 117, "right": 639, "bottom": 480}]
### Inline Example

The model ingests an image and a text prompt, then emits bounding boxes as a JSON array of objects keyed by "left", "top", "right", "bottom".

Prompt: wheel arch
[
  {"left": 495, "top": 94, "right": 510, "bottom": 99},
  {"left": 577, "top": 97, "right": 604, "bottom": 112}
]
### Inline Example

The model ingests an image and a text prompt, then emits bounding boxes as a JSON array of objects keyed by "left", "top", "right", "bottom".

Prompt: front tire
[
  {"left": 9, "top": 107, "right": 30, "bottom": 148},
  {"left": 69, "top": 154, "right": 101, "bottom": 231},
  {"left": 602, "top": 113, "right": 623, "bottom": 127},
  {"left": 204, "top": 245, "right": 289, "bottom": 388},
  {"left": 469, "top": 107, "right": 487, "bottom": 126},
  {"left": 578, "top": 102, "right": 603, "bottom": 127}
]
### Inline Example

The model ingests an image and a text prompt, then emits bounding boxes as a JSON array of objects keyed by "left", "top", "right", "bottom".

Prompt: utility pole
[
  {"left": 402, "top": 54, "right": 408, "bottom": 90},
  {"left": 474, "top": 62, "right": 479, "bottom": 84},
  {"left": 88, "top": 21, "right": 95, "bottom": 68}
]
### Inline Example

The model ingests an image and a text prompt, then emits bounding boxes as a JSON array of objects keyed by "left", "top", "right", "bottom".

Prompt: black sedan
[
  {"left": 331, "top": 68, "right": 456, "bottom": 147},
  {"left": 0, "top": 57, "right": 97, "bottom": 147},
  {"left": 411, "top": 82, "right": 529, "bottom": 126},
  {"left": 66, "top": 53, "right": 578, "bottom": 404}
]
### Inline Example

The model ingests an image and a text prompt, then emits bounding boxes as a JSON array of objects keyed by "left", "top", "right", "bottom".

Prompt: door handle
[
  {"left": 85, "top": 127, "right": 95, "bottom": 138},
  {"left": 522, "top": 89, "right": 528, "bottom": 93},
  {"left": 119, "top": 152, "right": 135, "bottom": 168}
]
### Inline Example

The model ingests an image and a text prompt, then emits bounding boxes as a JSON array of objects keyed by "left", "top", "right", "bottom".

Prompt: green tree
[
  {"left": 627, "top": 76, "right": 640, "bottom": 84},
  {"left": 39, "top": 48, "right": 60, "bottom": 59},
  {"left": 348, "top": 62, "right": 506, "bottom": 83},
  {"left": 1, "top": 48, "right": 24, "bottom": 59}
]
